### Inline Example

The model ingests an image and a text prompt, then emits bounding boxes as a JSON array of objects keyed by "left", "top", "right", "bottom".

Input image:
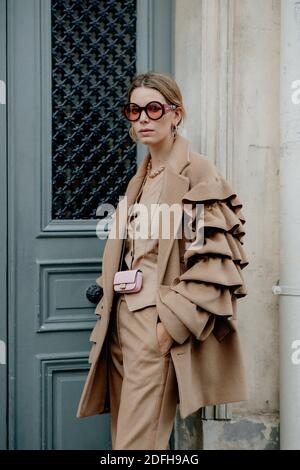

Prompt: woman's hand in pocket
[{"left": 156, "top": 321, "right": 174, "bottom": 355}]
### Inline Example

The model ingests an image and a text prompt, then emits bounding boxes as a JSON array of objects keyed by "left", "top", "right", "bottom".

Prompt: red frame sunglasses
[{"left": 121, "top": 101, "right": 178, "bottom": 121}]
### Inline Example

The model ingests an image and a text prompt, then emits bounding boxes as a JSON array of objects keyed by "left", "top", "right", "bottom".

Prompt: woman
[{"left": 76, "top": 72, "right": 249, "bottom": 450}]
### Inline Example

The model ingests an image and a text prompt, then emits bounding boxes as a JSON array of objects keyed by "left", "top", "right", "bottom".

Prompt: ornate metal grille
[{"left": 51, "top": 0, "right": 137, "bottom": 220}]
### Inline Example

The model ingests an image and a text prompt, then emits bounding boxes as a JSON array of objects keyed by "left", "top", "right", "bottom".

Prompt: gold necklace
[{"left": 146, "top": 159, "right": 165, "bottom": 178}]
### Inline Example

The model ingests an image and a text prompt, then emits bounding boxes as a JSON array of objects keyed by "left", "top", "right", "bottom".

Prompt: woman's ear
[{"left": 175, "top": 106, "right": 183, "bottom": 126}]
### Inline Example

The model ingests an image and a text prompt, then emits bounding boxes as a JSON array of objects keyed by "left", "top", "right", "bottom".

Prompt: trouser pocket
[{"left": 153, "top": 312, "right": 174, "bottom": 357}]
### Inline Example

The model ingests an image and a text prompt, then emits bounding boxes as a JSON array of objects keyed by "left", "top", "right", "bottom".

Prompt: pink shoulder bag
[{"left": 113, "top": 268, "right": 143, "bottom": 293}]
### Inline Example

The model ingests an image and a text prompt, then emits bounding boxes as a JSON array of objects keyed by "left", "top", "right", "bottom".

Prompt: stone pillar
[{"left": 275, "top": 0, "right": 300, "bottom": 450}]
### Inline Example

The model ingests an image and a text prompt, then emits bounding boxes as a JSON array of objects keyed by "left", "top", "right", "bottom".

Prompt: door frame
[
  {"left": 136, "top": 0, "right": 175, "bottom": 163},
  {"left": 0, "top": 0, "right": 7, "bottom": 451}
]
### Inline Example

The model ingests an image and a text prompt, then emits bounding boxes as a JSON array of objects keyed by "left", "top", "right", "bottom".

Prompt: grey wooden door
[{"left": 5, "top": 0, "right": 174, "bottom": 450}]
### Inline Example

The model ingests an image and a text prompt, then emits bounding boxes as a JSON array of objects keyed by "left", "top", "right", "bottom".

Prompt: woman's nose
[{"left": 139, "top": 109, "right": 149, "bottom": 122}]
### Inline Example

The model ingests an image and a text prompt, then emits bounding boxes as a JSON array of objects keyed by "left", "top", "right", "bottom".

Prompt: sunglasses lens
[
  {"left": 122, "top": 102, "right": 165, "bottom": 121},
  {"left": 123, "top": 104, "right": 140, "bottom": 121},
  {"left": 146, "top": 102, "right": 163, "bottom": 119}
]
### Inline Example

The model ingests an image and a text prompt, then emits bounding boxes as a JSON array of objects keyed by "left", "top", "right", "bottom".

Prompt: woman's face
[{"left": 129, "top": 86, "right": 182, "bottom": 146}]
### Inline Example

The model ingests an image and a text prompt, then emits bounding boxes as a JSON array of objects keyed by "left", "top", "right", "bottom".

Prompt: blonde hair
[{"left": 126, "top": 71, "right": 187, "bottom": 126}]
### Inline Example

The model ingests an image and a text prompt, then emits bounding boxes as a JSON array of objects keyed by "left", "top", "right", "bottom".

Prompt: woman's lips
[{"left": 139, "top": 129, "right": 154, "bottom": 134}]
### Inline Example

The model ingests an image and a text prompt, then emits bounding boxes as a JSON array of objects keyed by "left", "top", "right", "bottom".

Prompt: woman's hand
[{"left": 156, "top": 321, "right": 174, "bottom": 355}]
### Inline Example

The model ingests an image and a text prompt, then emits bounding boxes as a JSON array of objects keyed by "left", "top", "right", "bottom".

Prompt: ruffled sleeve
[{"left": 163, "top": 172, "right": 249, "bottom": 342}]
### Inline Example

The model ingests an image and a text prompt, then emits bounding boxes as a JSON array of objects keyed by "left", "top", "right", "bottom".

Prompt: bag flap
[{"left": 114, "top": 269, "right": 140, "bottom": 284}]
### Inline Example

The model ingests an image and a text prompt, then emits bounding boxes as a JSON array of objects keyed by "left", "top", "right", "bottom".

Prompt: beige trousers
[{"left": 107, "top": 293, "right": 179, "bottom": 450}]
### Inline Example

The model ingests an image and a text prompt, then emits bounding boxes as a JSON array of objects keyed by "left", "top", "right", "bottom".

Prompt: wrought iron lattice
[{"left": 51, "top": 0, "right": 137, "bottom": 220}]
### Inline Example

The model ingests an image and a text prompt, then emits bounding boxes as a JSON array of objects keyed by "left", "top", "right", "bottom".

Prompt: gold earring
[{"left": 171, "top": 123, "right": 178, "bottom": 138}]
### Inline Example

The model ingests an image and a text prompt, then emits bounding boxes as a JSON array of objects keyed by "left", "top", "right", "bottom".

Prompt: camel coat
[{"left": 76, "top": 134, "right": 249, "bottom": 420}]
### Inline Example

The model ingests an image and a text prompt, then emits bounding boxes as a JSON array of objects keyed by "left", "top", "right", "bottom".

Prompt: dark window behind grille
[{"left": 51, "top": 0, "right": 137, "bottom": 220}]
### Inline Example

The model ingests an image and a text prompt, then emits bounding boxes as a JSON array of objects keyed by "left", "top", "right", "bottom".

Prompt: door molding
[{"left": 0, "top": 0, "right": 7, "bottom": 451}]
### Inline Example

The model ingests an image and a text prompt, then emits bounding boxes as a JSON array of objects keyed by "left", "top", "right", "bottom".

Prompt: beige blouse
[{"left": 122, "top": 170, "right": 165, "bottom": 311}]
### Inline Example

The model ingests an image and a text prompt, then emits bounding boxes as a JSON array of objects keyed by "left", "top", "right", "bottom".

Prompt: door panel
[{"left": 7, "top": 0, "right": 174, "bottom": 449}]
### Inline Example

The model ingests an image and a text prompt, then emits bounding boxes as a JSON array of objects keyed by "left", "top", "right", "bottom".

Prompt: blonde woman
[{"left": 77, "top": 72, "right": 249, "bottom": 450}]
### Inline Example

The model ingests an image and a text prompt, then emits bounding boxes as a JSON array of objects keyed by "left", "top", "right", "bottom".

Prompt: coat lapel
[{"left": 101, "top": 134, "right": 192, "bottom": 314}]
